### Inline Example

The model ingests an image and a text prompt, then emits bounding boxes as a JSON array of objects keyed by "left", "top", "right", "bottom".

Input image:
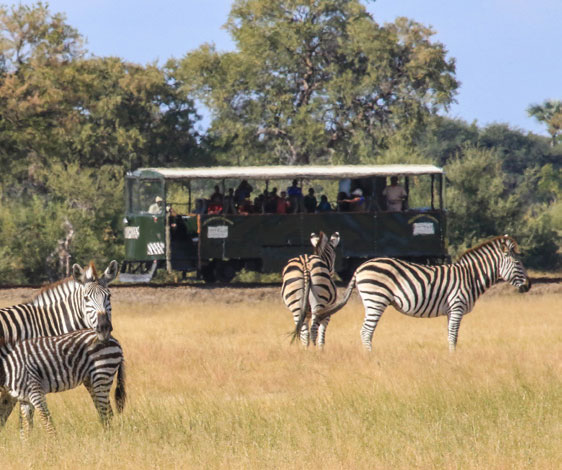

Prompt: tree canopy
[{"left": 175, "top": 0, "right": 458, "bottom": 165}]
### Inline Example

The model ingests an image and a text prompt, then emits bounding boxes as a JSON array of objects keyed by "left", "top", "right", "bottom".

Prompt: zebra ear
[
  {"left": 310, "top": 233, "right": 320, "bottom": 248},
  {"left": 100, "top": 260, "right": 119, "bottom": 286},
  {"left": 330, "top": 232, "right": 340, "bottom": 247},
  {"left": 71, "top": 264, "right": 85, "bottom": 284}
]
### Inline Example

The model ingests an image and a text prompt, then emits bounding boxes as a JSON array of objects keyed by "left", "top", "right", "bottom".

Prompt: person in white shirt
[
  {"left": 382, "top": 176, "right": 407, "bottom": 211},
  {"left": 148, "top": 196, "right": 164, "bottom": 214}
]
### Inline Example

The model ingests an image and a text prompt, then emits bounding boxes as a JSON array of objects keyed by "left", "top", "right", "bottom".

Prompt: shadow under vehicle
[{"left": 120, "top": 165, "right": 449, "bottom": 283}]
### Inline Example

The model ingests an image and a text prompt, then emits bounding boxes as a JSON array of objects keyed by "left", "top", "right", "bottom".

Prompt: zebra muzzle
[
  {"left": 96, "top": 313, "right": 113, "bottom": 340},
  {"left": 518, "top": 279, "right": 531, "bottom": 293}
]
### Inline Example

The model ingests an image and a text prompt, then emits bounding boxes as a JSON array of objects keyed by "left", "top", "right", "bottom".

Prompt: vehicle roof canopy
[{"left": 128, "top": 165, "right": 444, "bottom": 181}]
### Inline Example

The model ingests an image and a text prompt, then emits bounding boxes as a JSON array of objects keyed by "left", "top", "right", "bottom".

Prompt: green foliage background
[{"left": 0, "top": 1, "right": 559, "bottom": 283}]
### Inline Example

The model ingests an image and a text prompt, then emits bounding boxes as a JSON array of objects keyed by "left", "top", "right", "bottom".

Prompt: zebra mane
[
  {"left": 32, "top": 277, "right": 78, "bottom": 306},
  {"left": 458, "top": 235, "right": 519, "bottom": 261}
]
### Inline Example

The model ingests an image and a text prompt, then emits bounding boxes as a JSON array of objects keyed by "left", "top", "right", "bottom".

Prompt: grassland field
[{"left": 0, "top": 281, "right": 560, "bottom": 470}]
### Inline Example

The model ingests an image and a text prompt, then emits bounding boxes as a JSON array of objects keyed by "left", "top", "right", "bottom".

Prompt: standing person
[
  {"left": 287, "top": 179, "right": 303, "bottom": 212},
  {"left": 235, "top": 179, "right": 253, "bottom": 204},
  {"left": 303, "top": 188, "right": 317, "bottom": 213},
  {"left": 382, "top": 176, "right": 407, "bottom": 211}
]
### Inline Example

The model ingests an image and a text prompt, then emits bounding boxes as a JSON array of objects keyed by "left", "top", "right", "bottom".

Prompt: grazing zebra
[
  {"left": 312, "top": 235, "right": 531, "bottom": 351},
  {"left": 0, "top": 329, "right": 125, "bottom": 437},
  {"left": 282, "top": 232, "right": 340, "bottom": 348},
  {"left": 0, "top": 260, "right": 119, "bottom": 427}
]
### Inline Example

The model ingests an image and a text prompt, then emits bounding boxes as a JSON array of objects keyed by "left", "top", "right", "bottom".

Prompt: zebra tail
[
  {"left": 291, "top": 267, "right": 311, "bottom": 344},
  {"left": 315, "top": 274, "right": 357, "bottom": 322},
  {"left": 115, "top": 360, "right": 127, "bottom": 413}
]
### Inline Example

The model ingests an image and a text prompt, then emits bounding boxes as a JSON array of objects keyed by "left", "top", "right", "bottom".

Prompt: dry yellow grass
[{"left": 0, "top": 286, "right": 560, "bottom": 469}]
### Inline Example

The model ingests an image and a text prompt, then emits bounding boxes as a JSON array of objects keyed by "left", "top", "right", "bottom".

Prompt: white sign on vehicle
[
  {"left": 208, "top": 225, "right": 229, "bottom": 239},
  {"left": 413, "top": 222, "right": 435, "bottom": 236},
  {"left": 124, "top": 226, "right": 140, "bottom": 239}
]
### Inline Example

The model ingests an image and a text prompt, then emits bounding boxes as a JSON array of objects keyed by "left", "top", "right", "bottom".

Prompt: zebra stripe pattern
[
  {"left": 282, "top": 232, "right": 340, "bottom": 348},
  {"left": 313, "top": 235, "right": 531, "bottom": 351},
  {"left": 0, "top": 329, "right": 125, "bottom": 437},
  {"left": 0, "top": 260, "right": 119, "bottom": 427}
]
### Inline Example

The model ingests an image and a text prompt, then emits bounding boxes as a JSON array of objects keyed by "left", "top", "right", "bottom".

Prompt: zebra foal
[
  {"left": 282, "top": 232, "right": 340, "bottom": 348},
  {"left": 0, "top": 329, "right": 126, "bottom": 437},
  {"left": 312, "top": 235, "right": 531, "bottom": 351}
]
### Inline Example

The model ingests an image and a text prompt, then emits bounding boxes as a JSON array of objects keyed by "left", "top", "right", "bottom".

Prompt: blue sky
[{"left": 5, "top": 0, "right": 561, "bottom": 136}]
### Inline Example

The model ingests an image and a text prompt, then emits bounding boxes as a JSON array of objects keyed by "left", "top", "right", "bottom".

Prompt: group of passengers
[
  {"left": 201, "top": 180, "right": 332, "bottom": 215},
  {"left": 149, "top": 176, "right": 407, "bottom": 216},
  {"left": 194, "top": 176, "right": 407, "bottom": 215}
]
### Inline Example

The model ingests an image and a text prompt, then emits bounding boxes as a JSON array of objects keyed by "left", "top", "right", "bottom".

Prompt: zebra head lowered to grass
[
  {"left": 0, "top": 260, "right": 119, "bottom": 427},
  {"left": 0, "top": 329, "right": 126, "bottom": 438},
  {"left": 312, "top": 235, "right": 531, "bottom": 352},
  {"left": 282, "top": 232, "right": 340, "bottom": 349}
]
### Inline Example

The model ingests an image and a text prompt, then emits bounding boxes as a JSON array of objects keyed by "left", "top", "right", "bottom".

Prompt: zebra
[
  {"left": 311, "top": 235, "right": 531, "bottom": 352},
  {"left": 282, "top": 232, "right": 340, "bottom": 348},
  {"left": 0, "top": 260, "right": 119, "bottom": 427},
  {"left": 0, "top": 329, "right": 125, "bottom": 437}
]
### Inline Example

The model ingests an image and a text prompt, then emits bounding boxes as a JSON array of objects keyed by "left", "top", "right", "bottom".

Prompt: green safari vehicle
[{"left": 120, "top": 165, "right": 448, "bottom": 283}]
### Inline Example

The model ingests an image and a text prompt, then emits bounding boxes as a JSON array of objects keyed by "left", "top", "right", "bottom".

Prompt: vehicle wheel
[
  {"left": 215, "top": 261, "right": 237, "bottom": 283},
  {"left": 200, "top": 263, "right": 216, "bottom": 284}
]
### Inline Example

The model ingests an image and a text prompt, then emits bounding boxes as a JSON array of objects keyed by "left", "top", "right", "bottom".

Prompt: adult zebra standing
[
  {"left": 282, "top": 232, "right": 340, "bottom": 348},
  {"left": 311, "top": 235, "right": 531, "bottom": 351},
  {"left": 0, "top": 329, "right": 125, "bottom": 437},
  {"left": 0, "top": 260, "right": 119, "bottom": 426}
]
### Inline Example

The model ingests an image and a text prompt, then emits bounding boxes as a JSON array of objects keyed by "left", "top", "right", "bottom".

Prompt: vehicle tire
[
  {"left": 200, "top": 263, "right": 216, "bottom": 284},
  {"left": 215, "top": 261, "right": 237, "bottom": 283}
]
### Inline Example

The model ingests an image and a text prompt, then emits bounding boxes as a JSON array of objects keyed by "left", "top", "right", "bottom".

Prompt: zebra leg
[
  {"left": 316, "top": 316, "right": 331, "bottom": 350},
  {"left": 85, "top": 378, "right": 114, "bottom": 427},
  {"left": 447, "top": 310, "right": 464, "bottom": 351},
  {"left": 309, "top": 318, "right": 319, "bottom": 346},
  {"left": 18, "top": 402, "right": 34, "bottom": 440},
  {"left": 360, "top": 303, "right": 387, "bottom": 351},
  {"left": 0, "top": 391, "right": 17, "bottom": 427},
  {"left": 28, "top": 392, "right": 56, "bottom": 437}
]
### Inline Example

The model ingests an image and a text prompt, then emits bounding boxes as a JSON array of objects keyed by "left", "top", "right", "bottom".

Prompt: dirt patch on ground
[{"left": 0, "top": 280, "right": 559, "bottom": 309}]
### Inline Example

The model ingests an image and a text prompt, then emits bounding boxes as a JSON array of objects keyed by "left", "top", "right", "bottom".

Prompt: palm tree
[{"left": 527, "top": 100, "right": 562, "bottom": 146}]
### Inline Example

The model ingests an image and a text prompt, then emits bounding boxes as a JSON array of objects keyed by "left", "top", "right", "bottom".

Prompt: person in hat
[
  {"left": 382, "top": 176, "right": 407, "bottom": 211},
  {"left": 148, "top": 196, "right": 164, "bottom": 214},
  {"left": 341, "top": 188, "right": 366, "bottom": 212}
]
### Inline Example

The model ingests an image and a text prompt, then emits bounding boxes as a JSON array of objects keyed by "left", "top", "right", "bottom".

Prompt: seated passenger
[
  {"left": 303, "top": 188, "right": 317, "bottom": 213},
  {"left": 222, "top": 188, "right": 236, "bottom": 214},
  {"left": 237, "top": 196, "right": 254, "bottom": 215},
  {"left": 148, "top": 196, "right": 164, "bottom": 214},
  {"left": 208, "top": 185, "right": 223, "bottom": 214},
  {"left": 383, "top": 176, "right": 407, "bottom": 211},
  {"left": 316, "top": 195, "right": 332, "bottom": 212},
  {"left": 341, "top": 188, "right": 366, "bottom": 212},
  {"left": 276, "top": 190, "right": 289, "bottom": 214},
  {"left": 265, "top": 188, "right": 279, "bottom": 213}
]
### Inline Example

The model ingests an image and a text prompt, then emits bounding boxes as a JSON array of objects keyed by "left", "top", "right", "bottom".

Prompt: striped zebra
[
  {"left": 0, "top": 329, "right": 125, "bottom": 437},
  {"left": 0, "top": 260, "right": 119, "bottom": 427},
  {"left": 311, "top": 235, "right": 531, "bottom": 351},
  {"left": 282, "top": 232, "right": 340, "bottom": 348}
]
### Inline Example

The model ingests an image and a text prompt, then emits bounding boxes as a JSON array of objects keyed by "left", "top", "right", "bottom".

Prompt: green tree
[
  {"left": 175, "top": 0, "right": 458, "bottom": 165},
  {"left": 527, "top": 100, "right": 562, "bottom": 146}
]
